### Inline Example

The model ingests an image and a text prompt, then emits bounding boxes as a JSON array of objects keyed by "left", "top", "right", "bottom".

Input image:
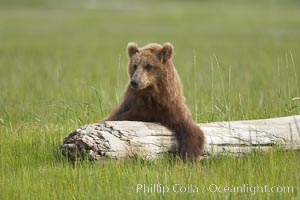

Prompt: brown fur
[{"left": 101, "top": 42, "right": 205, "bottom": 161}]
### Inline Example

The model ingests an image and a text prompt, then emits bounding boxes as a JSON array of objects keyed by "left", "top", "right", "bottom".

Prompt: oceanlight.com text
[{"left": 208, "top": 184, "right": 295, "bottom": 196}]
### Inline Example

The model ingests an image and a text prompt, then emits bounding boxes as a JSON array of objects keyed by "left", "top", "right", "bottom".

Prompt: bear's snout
[{"left": 130, "top": 79, "right": 139, "bottom": 88}]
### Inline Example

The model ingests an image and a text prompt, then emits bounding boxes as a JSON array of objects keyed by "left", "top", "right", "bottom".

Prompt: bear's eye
[
  {"left": 144, "top": 65, "right": 152, "bottom": 71},
  {"left": 133, "top": 64, "right": 138, "bottom": 70}
]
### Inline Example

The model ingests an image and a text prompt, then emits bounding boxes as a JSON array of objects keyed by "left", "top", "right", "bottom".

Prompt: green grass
[{"left": 0, "top": 0, "right": 300, "bottom": 199}]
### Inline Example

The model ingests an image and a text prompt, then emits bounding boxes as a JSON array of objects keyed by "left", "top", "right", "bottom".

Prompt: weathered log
[{"left": 61, "top": 115, "right": 300, "bottom": 161}]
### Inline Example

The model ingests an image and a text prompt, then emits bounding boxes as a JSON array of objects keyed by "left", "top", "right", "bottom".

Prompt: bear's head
[{"left": 126, "top": 42, "right": 175, "bottom": 91}]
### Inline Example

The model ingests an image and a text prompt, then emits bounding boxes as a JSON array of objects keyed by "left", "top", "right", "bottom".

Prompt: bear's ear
[
  {"left": 159, "top": 42, "right": 174, "bottom": 62},
  {"left": 127, "top": 42, "right": 139, "bottom": 58}
]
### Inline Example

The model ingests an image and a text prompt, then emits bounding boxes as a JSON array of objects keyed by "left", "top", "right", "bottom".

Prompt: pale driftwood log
[{"left": 61, "top": 115, "right": 300, "bottom": 161}]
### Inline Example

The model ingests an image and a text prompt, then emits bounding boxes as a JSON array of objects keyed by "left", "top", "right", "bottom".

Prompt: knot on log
[{"left": 61, "top": 123, "right": 114, "bottom": 161}]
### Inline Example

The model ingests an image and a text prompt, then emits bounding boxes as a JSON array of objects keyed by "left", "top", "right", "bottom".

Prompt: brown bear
[{"left": 102, "top": 42, "right": 205, "bottom": 161}]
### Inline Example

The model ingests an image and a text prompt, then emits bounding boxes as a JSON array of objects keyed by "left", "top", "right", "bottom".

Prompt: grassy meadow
[{"left": 0, "top": 0, "right": 300, "bottom": 199}]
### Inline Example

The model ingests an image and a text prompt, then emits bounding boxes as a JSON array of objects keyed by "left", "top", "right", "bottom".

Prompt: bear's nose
[{"left": 130, "top": 80, "right": 139, "bottom": 88}]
